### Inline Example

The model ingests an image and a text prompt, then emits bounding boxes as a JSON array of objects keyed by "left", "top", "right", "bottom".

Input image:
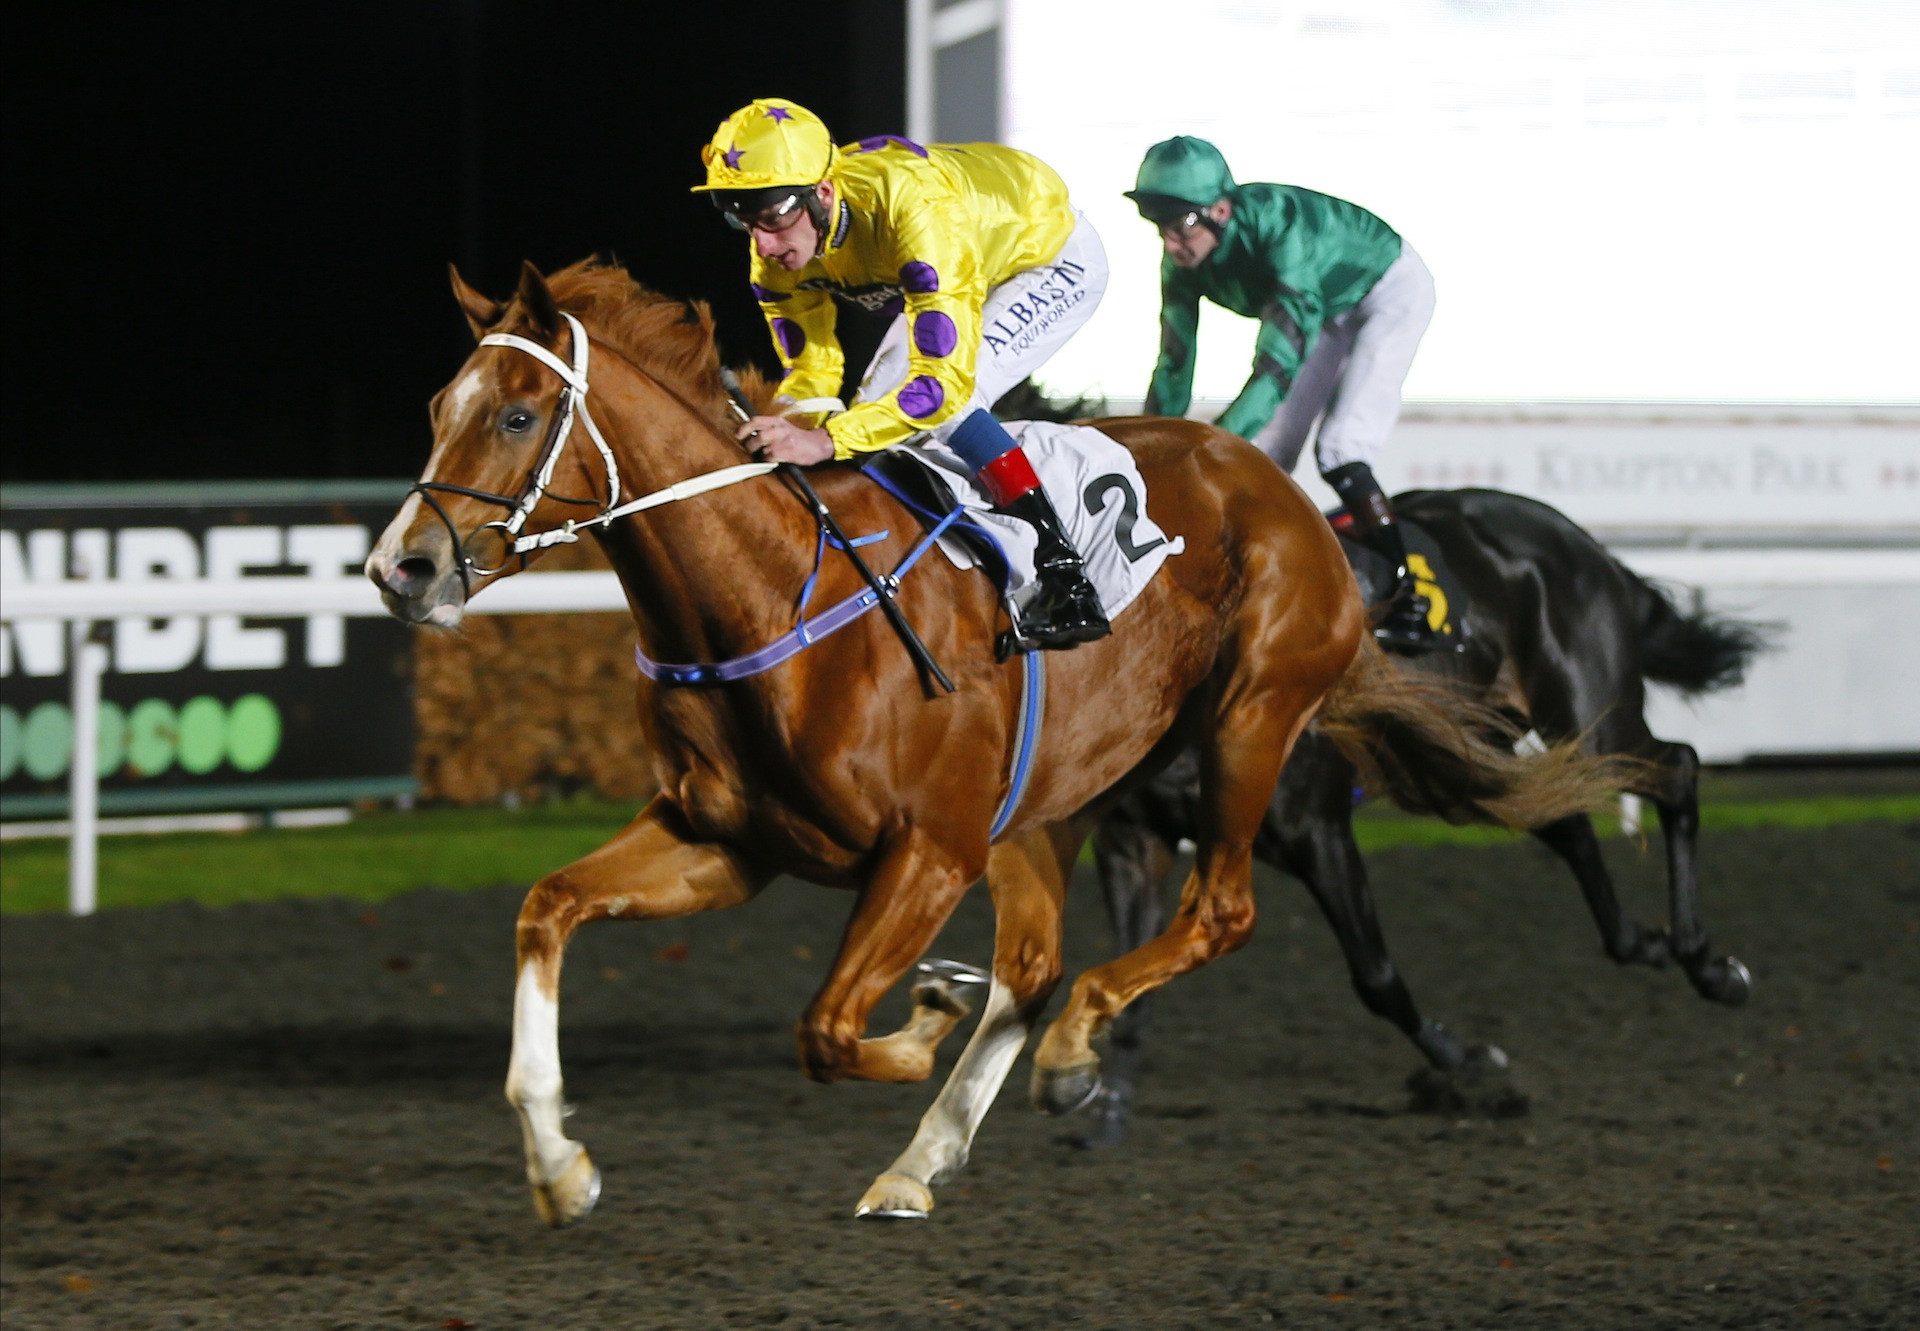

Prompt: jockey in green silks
[{"left": 1129, "top": 136, "right": 1439, "bottom": 653}]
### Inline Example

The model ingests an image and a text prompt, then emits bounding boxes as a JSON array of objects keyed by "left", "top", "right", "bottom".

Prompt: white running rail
[
  {"left": 3, "top": 573, "right": 623, "bottom": 915},
  {"left": 6, "top": 546, "right": 1917, "bottom": 916}
]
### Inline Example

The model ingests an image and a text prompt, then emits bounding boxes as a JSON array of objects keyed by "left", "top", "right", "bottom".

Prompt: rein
[
  {"left": 411, "top": 312, "right": 777, "bottom": 594},
  {"left": 429, "top": 309, "right": 957, "bottom": 693},
  {"left": 428, "top": 306, "right": 1043, "bottom": 836}
]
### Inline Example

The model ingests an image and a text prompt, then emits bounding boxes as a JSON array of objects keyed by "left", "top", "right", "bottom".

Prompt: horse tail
[
  {"left": 1631, "top": 575, "right": 1776, "bottom": 698},
  {"left": 1315, "top": 637, "right": 1646, "bottom": 828}
]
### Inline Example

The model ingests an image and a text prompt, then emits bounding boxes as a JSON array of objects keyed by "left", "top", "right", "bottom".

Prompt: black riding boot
[
  {"left": 1324, "top": 461, "right": 1436, "bottom": 654},
  {"left": 998, "top": 486, "right": 1111, "bottom": 650}
]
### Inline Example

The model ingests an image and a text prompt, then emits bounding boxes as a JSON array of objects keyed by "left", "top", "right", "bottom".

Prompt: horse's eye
[{"left": 500, "top": 406, "right": 536, "bottom": 434}]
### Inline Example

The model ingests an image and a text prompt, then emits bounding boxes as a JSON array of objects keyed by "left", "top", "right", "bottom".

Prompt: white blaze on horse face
[
  {"left": 443, "top": 363, "right": 489, "bottom": 435},
  {"left": 367, "top": 363, "right": 495, "bottom": 590}
]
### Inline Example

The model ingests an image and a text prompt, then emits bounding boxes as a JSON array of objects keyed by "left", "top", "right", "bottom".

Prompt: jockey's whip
[{"left": 718, "top": 369, "right": 956, "bottom": 696}]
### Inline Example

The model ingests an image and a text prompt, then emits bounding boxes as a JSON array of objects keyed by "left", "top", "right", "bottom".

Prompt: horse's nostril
[{"left": 387, "top": 556, "right": 438, "bottom": 595}]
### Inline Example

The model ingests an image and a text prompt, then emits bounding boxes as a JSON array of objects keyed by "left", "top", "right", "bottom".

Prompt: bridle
[
  {"left": 410, "top": 311, "right": 773, "bottom": 594},
  {"left": 408, "top": 303, "right": 956, "bottom": 697}
]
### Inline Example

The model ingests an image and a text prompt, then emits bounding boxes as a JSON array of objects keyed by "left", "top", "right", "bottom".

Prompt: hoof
[
  {"left": 915, "top": 957, "right": 989, "bottom": 988},
  {"left": 1031, "top": 1059, "right": 1103, "bottom": 1117},
  {"left": 855, "top": 1171, "right": 933, "bottom": 1220},
  {"left": 1406, "top": 1046, "right": 1529, "bottom": 1119},
  {"left": 1462, "top": 1043, "right": 1510, "bottom": 1075},
  {"left": 1703, "top": 955, "right": 1753, "bottom": 1007},
  {"left": 529, "top": 1147, "right": 602, "bottom": 1228},
  {"left": 1064, "top": 1085, "right": 1131, "bottom": 1151},
  {"left": 1613, "top": 925, "right": 1672, "bottom": 969},
  {"left": 912, "top": 958, "right": 990, "bottom": 1017}
]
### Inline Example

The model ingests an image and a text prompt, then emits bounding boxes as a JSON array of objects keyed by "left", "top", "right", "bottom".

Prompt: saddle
[
  {"left": 1326, "top": 508, "right": 1470, "bottom": 645},
  {"left": 863, "top": 449, "right": 1015, "bottom": 594}
]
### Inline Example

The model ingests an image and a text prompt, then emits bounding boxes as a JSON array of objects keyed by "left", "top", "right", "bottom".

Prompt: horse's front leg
[
  {"left": 795, "top": 823, "right": 980, "bottom": 1085},
  {"left": 508, "top": 797, "right": 768, "bottom": 1227},
  {"left": 857, "top": 822, "right": 1080, "bottom": 1219}
]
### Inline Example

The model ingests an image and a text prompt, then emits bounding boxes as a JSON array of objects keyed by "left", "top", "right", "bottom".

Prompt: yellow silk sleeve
[
  {"left": 823, "top": 177, "right": 984, "bottom": 458},
  {"left": 752, "top": 270, "right": 844, "bottom": 409}
]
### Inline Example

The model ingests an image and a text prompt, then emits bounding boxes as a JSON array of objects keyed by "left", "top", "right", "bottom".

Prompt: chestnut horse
[{"left": 367, "top": 259, "right": 1626, "bottom": 1224}]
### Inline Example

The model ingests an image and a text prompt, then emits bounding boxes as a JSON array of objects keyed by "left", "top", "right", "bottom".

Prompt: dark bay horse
[
  {"left": 1084, "top": 487, "right": 1773, "bottom": 1146},
  {"left": 367, "top": 259, "right": 1629, "bottom": 1223}
]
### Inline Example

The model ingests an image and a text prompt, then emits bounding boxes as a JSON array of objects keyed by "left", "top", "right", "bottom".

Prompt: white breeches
[
  {"left": 855, "top": 211, "right": 1109, "bottom": 441},
  {"left": 1251, "top": 243, "right": 1436, "bottom": 474}
]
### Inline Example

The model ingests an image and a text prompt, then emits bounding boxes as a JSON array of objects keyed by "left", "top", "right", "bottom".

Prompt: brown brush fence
[{"left": 413, "top": 540, "right": 656, "bottom": 807}]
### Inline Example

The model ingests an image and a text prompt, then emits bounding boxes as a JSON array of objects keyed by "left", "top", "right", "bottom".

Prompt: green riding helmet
[{"left": 1125, "top": 136, "right": 1235, "bottom": 223}]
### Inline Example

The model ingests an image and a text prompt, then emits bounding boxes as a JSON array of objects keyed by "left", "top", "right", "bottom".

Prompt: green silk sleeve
[{"left": 1144, "top": 263, "right": 1200, "bottom": 418}]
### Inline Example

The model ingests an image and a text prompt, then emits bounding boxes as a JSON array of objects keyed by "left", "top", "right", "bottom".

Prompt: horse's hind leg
[
  {"left": 856, "top": 822, "right": 1078, "bottom": 1219},
  {"left": 1273, "top": 737, "right": 1503, "bottom": 1075},
  {"left": 1514, "top": 630, "right": 1745, "bottom": 1000},
  {"left": 508, "top": 798, "right": 768, "bottom": 1227},
  {"left": 1642, "top": 736, "right": 1751, "bottom": 1005},
  {"left": 1531, "top": 812, "right": 1673, "bottom": 968},
  {"left": 1074, "top": 809, "right": 1177, "bottom": 1149},
  {"left": 1031, "top": 657, "right": 1339, "bottom": 1114}
]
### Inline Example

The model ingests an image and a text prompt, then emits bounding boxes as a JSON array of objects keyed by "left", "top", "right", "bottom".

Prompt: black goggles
[
  {"left": 719, "top": 191, "right": 808, "bottom": 234},
  {"left": 1154, "top": 209, "right": 1208, "bottom": 236}
]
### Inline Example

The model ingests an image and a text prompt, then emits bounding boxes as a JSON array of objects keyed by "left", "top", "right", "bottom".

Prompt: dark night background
[{"left": 2, "top": 2, "right": 905, "bottom": 484}]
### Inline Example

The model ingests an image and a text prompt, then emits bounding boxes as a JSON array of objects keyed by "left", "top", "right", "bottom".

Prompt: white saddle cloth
[{"left": 902, "top": 420, "right": 1185, "bottom": 622}]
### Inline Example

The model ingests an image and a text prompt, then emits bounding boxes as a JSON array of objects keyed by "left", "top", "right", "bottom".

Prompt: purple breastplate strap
[{"left": 632, "top": 488, "right": 966, "bottom": 687}]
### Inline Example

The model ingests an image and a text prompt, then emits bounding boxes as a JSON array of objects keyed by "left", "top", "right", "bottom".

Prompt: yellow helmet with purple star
[{"left": 694, "top": 98, "right": 835, "bottom": 194}]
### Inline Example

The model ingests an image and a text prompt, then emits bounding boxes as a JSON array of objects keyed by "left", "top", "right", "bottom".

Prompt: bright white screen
[{"left": 1003, "top": 1, "right": 1920, "bottom": 405}]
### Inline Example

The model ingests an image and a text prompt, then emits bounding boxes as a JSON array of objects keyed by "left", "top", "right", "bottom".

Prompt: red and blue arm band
[{"left": 948, "top": 408, "right": 1041, "bottom": 505}]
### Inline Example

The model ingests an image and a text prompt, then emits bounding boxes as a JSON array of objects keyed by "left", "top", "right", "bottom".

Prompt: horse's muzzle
[{"left": 365, "top": 547, "right": 468, "bottom": 627}]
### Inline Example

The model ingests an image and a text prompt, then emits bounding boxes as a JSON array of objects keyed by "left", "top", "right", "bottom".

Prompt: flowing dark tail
[
  {"left": 1633, "top": 576, "right": 1778, "bottom": 697},
  {"left": 1315, "top": 637, "right": 1647, "bottom": 829}
]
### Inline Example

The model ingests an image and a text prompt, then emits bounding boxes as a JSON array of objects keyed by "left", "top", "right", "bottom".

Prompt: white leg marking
[
  {"left": 506, "top": 962, "right": 582, "bottom": 1183},
  {"left": 884, "top": 980, "right": 1030, "bottom": 1187},
  {"left": 1618, "top": 792, "right": 1643, "bottom": 838}
]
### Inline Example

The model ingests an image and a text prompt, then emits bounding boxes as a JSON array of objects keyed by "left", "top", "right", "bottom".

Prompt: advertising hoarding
[{"left": 1, "top": 482, "right": 415, "bottom": 818}]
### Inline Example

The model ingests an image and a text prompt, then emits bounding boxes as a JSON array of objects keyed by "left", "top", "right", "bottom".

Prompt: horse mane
[{"left": 542, "top": 258, "right": 778, "bottom": 414}]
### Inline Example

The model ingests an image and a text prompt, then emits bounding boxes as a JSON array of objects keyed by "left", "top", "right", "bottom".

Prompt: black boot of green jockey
[
  {"left": 1324, "top": 461, "right": 1436, "bottom": 654},
  {"left": 998, "top": 486, "right": 1111, "bottom": 650}
]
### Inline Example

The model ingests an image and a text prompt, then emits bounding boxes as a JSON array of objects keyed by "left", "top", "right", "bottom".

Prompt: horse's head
[{"left": 367, "top": 261, "right": 616, "bottom": 627}]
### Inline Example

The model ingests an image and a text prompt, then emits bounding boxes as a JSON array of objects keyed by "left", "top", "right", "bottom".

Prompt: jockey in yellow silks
[{"left": 693, "top": 97, "right": 1111, "bottom": 649}]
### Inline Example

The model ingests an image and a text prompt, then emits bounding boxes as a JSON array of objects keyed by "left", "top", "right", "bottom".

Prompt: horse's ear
[
  {"left": 449, "top": 264, "right": 501, "bottom": 340},
  {"left": 515, "top": 260, "right": 561, "bottom": 339}
]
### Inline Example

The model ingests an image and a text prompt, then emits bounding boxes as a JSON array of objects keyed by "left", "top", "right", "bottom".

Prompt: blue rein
[{"left": 632, "top": 460, "right": 1045, "bottom": 839}]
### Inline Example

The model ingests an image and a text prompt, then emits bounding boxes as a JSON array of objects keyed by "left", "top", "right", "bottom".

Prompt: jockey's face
[
  {"left": 1160, "top": 198, "right": 1232, "bottom": 269},
  {"left": 749, "top": 181, "right": 834, "bottom": 271}
]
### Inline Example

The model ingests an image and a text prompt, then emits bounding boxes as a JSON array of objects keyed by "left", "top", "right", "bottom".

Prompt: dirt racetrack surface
[{"left": 4, "top": 821, "right": 1916, "bottom": 1329}]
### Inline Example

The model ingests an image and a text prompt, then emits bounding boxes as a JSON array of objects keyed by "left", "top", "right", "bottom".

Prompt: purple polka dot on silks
[
  {"left": 897, "top": 375, "right": 946, "bottom": 420},
  {"left": 751, "top": 283, "right": 789, "bottom": 303},
  {"left": 850, "top": 135, "right": 929, "bottom": 158},
  {"left": 772, "top": 318, "right": 805, "bottom": 358},
  {"left": 899, "top": 261, "right": 940, "bottom": 294},
  {"left": 913, "top": 311, "right": 958, "bottom": 358}
]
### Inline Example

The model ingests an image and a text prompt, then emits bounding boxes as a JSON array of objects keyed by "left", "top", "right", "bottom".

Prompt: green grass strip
[
  {"left": 0, "top": 802, "right": 637, "bottom": 916},
  {"left": 3, "top": 793, "right": 1915, "bottom": 916},
  {"left": 1351, "top": 792, "right": 1920, "bottom": 852}
]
